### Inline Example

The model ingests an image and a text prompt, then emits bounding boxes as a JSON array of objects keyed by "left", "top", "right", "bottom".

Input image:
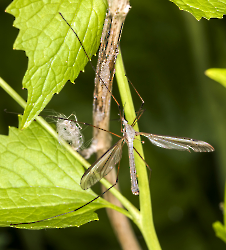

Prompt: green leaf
[
  {"left": 212, "top": 183, "right": 226, "bottom": 243},
  {"left": 205, "top": 68, "right": 226, "bottom": 88},
  {"left": 0, "top": 116, "right": 113, "bottom": 229},
  {"left": 170, "top": 0, "right": 226, "bottom": 20},
  {"left": 6, "top": 0, "right": 107, "bottom": 129},
  {"left": 213, "top": 222, "right": 226, "bottom": 244}
]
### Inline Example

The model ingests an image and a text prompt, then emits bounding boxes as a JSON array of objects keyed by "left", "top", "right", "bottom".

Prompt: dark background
[{"left": 0, "top": 0, "right": 225, "bottom": 249}]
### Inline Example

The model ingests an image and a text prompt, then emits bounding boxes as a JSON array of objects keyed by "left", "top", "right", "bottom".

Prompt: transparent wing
[
  {"left": 80, "top": 139, "right": 124, "bottom": 190},
  {"left": 138, "top": 133, "right": 215, "bottom": 152}
]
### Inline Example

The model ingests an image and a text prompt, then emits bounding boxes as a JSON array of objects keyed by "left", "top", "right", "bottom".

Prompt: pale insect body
[
  {"left": 54, "top": 113, "right": 84, "bottom": 151},
  {"left": 6, "top": 109, "right": 85, "bottom": 152}
]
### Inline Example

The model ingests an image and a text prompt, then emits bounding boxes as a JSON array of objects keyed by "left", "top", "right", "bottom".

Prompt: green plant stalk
[
  {"left": 115, "top": 49, "right": 162, "bottom": 250},
  {"left": 0, "top": 76, "right": 140, "bottom": 224}
]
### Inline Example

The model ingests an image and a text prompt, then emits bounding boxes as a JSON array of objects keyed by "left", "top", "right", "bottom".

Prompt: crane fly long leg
[
  {"left": 137, "top": 132, "right": 215, "bottom": 152},
  {"left": 80, "top": 138, "right": 125, "bottom": 190},
  {"left": 133, "top": 146, "right": 151, "bottom": 172}
]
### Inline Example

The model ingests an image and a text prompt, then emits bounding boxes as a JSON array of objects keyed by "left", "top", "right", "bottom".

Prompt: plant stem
[
  {"left": 0, "top": 77, "right": 27, "bottom": 109},
  {"left": 115, "top": 50, "right": 162, "bottom": 250}
]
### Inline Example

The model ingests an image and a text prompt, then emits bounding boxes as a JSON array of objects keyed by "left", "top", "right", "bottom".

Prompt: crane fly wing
[
  {"left": 80, "top": 138, "right": 124, "bottom": 190},
  {"left": 138, "top": 133, "right": 215, "bottom": 152}
]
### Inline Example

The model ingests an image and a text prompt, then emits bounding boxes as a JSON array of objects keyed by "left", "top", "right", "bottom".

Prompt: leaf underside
[
  {"left": 170, "top": 0, "right": 226, "bottom": 20},
  {"left": 0, "top": 116, "right": 111, "bottom": 229},
  {"left": 6, "top": 0, "right": 107, "bottom": 129}
]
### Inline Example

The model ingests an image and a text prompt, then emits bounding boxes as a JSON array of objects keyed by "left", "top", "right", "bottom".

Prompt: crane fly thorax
[{"left": 122, "top": 118, "right": 136, "bottom": 145}]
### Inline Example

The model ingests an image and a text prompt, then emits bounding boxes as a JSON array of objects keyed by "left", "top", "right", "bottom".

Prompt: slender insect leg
[
  {"left": 133, "top": 146, "right": 152, "bottom": 173},
  {"left": 133, "top": 146, "right": 152, "bottom": 189},
  {"left": 124, "top": 76, "right": 145, "bottom": 127},
  {"left": 10, "top": 180, "right": 118, "bottom": 227}
]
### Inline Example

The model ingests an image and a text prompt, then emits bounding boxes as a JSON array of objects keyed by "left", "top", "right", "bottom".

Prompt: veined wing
[
  {"left": 138, "top": 132, "right": 215, "bottom": 152},
  {"left": 80, "top": 138, "right": 124, "bottom": 190}
]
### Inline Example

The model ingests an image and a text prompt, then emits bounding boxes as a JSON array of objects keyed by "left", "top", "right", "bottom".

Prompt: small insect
[
  {"left": 56, "top": 113, "right": 84, "bottom": 151},
  {"left": 4, "top": 109, "right": 85, "bottom": 152}
]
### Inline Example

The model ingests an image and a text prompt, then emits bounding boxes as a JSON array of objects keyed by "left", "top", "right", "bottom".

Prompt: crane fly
[
  {"left": 80, "top": 92, "right": 215, "bottom": 195},
  {"left": 81, "top": 123, "right": 215, "bottom": 195},
  {"left": 59, "top": 12, "right": 215, "bottom": 195}
]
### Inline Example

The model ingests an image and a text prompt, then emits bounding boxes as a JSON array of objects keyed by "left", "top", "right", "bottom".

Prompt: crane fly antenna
[{"left": 124, "top": 76, "right": 145, "bottom": 127}]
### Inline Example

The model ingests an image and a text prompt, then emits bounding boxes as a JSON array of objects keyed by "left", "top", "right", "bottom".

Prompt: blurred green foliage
[
  {"left": 206, "top": 68, "right": 226, "bottom": 88},
  {"left": 213, "top": 184, "right": 226, "bottom": 243},
  {"left": 0, "top": 0, "right": 225, "bottom": 249}
]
